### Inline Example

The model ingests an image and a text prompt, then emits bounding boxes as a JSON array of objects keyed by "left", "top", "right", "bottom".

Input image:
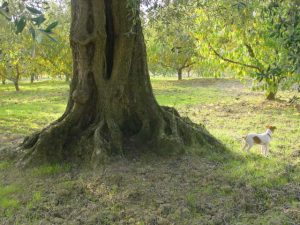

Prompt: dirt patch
[{"left": 0, "top": 134, "right": 22, "bottom": 148}]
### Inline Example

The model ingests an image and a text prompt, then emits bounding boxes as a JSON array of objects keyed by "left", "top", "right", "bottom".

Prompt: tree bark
[
  {"left": 30, "top": 74, "right": 35, "bottom": 84},
  {"left": 19, "top": 0, "right": 223, "bottom": 167},
  {"left": 187, "top": 67, "right": 192, "bottom": 77},
  {"left": 266, "top": 92, "right": 276, "bottom": 100},
  {"left": 178, "top": 68, "right": 183, "bottom": 80},
  {"left": 13, "top": 81, "right": 20, "bottom": 91},
  {"left": 266, "top": 79, "right": 278, "bottom": 100},
  {"left": 14, "top": 65, "right": 20, "bottom": 91}
]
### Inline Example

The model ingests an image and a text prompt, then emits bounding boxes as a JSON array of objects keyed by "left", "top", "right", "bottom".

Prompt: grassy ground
[{"left": 0, "top": 78, "right": 300, "bottom": 224}]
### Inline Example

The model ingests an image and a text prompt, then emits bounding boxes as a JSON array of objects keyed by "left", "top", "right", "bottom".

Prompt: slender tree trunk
[
  {"left": 187, "top": 68, "right": 191, "bottom": 77},
  {"left": 178, "top": 68, "right": 183, "bottom": 80},
  {"left": 20, "top": 0, "right": 223, "bottom": 167},
  {"left": 30, "top": 74, "right": 35, "bottom": 84},
  {"left": 14, "top": 65, "right": 20, "bottom": 91},
  {"left": 13, "top": 81, "right": 20, "bottom": 91},
  {"left": 266, "top": 79, "right": 278, "bottom": 100},
  {"left": 1, "top": 78, "right": 5, "bottom": 85}
]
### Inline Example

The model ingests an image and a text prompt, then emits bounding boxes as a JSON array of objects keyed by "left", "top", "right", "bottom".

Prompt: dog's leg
[
  {"left": 242, "top": 143, "right": 248, "bottom": 151},
  {"left": 265, "top": 145, "right": 269, "bottom": 156},
  {"left": 260, "top": 145, "right": 266, "bottom": 155},
  {"left": 261, "top": 145, "right": 264, "bottom": 154},
  {"left": 245, "top": 143, "right": 253, "bottom": 152}
]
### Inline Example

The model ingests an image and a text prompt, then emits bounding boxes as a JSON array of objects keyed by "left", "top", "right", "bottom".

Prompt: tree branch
[
  {"left": 158, "top": 61, "right": 175, "bottom": 70},
  {"left": 207, "top": 42, "right": 263, "bottom": 73},
  {"left": 245, "top": 43, "right": 255, "bottom": 58},
  {"left": 182, "top": 61, "right": 195, "bottom": 69}
]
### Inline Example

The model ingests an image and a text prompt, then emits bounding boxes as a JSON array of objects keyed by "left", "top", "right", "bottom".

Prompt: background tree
[
  {"left": 193, "top": 0, "right": 294, "bottom": 100},
  {"left": 0, "top": 17, "right": 33, "bottom": 91},
  {"left": 265, "top": 0, "right": 300, "bottom": 90},
  {"left": 38, "top": 0, "right": 72, "bottom": 82},
  {"left": 145, "top": 2, "right": 197, "bottom": 80},
  {"left": 0, "top": 0, "right": 60, "bottom": 88},
  {"left": 0, "top": 58, "right": 7, "bottom": 84}
]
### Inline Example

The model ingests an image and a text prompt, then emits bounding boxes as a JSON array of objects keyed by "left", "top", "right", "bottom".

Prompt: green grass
[
  {"left": 0, "top": 78, "right": 300, "bottom": 224},
  {"left": 29, "top": 164, "right": 71, "bottom": 177},
  {"left": 0, "top": 81, "right": 68, "bottom": 136},
  {"left": 0, "top": 184, "right": 21, "bottom": 217},
  {"left": 0, "top": 161, "right": 11, "bottom": 170}
]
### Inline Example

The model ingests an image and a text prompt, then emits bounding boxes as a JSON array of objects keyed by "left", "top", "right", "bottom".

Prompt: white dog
[{"left": 242, "top": 125, "right": 277, "bottom": 155}]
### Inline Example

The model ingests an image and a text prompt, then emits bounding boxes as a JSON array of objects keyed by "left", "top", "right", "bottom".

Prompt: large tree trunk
[{"left": 19, "top": 0, "right": 223, "bottom": 167}]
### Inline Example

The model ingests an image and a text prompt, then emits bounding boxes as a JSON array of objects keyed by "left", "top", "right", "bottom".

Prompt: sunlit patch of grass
[
  {"left": 152, "top": 78, "right": 231, "bottom": 106},
  {"left": 220, "top": 157, "right": 289, "bottom": 189},
  {"left": 29, "top": 164, "right": 71, "bottom": 177},
  {"left": 26, "top": 191, "right": 42, "bottom": 210},
  {"left": 0, "top": 81, "right": 69, "bottom": 136},
  {"left": 0, "top": 184, "right": 21, "bottom": 216}
]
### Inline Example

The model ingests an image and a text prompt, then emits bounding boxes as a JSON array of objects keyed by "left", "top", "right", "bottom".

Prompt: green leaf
[
  {"left": 38, "top": 29, "right": 58, "bottom": 43},
  {"left": 16, "top": 17, "right": 26, "bottom": 34},
  {"left": 45, "top": 33, "right": 57, "bottom": 42},
  {"left": 31, "top": 15, "right": 46, "bottom": 26},
  {"left": 26, "top": 6, "right": 42, "bottom": 15},
  {"left": 45, "top": 21, "right": 59, "bottom": 33}
]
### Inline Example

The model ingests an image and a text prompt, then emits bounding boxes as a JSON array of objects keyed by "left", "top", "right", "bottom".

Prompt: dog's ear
[
  {"left": 272, "top": 126, "right": 277, "bottom": 130},
  {"left": 266, "top": 125, "right": 271, "bottom": 129}
]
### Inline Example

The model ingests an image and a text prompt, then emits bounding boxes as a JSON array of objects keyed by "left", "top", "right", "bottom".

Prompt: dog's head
[{"left": 266, "top": 125, "right": 277, "bottom": 132}]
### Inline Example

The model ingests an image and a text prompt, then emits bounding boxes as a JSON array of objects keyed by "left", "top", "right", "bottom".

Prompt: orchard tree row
[
  {"left": 145, "top": 0, "right": 300, "bottom": 100},
  {"left": 1, "top": 0, "right": 299, "bottom": 99},
  {"left": 0, "top": 0, "right": 72, "bottom": 91}
]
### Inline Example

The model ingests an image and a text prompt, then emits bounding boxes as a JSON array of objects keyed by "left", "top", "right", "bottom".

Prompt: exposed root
[
  {"left": 18, "top": 106, "right": 224, "bottom": 167},
  {"left": 159, "top": 106, "right": 223, "bottom": 154},
  {"left": 91, "top": 121, "right": 109, "bottom": 168}
]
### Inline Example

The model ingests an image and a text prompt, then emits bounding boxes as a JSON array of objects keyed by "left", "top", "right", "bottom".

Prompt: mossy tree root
[{"left": 19, "top": 106, "right": 223, "bottom": 167}]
